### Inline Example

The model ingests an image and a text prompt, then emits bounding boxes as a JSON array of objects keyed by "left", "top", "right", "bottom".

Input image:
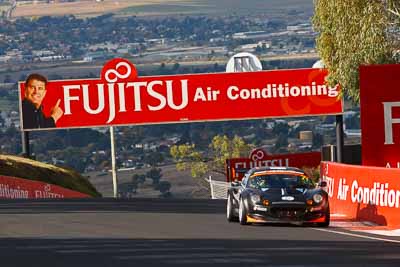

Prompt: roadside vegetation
[
  {"left": 170, "top": 134, "right": 253, "bottom": 178},
  {"left": 129, "top": 168, "right": 172, "bottom": 198},
  {"left": 313, "top": 0, "right": 400, "bottom": 102}
]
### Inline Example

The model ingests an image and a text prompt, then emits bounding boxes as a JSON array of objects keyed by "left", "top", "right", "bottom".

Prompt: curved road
[{"left": 0, "top": 198, "right": 399, "bottom": 267}]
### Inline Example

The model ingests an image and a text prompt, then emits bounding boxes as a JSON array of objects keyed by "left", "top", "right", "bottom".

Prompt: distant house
[
  {"left": 236, "top": 43, "right": 258, "bottom": 52},
  {"left": 146, "top": 38, "right": 165, "bottom": 46},
  {"left": 83, "top": 51, "right": 108, "bottom": 62}
]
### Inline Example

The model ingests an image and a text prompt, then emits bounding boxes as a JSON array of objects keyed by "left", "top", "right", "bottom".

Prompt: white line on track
[
  {"left": 357, "top": 229, "right": 400, "bottom": 236},
  {"left": 312, "top": 228, "right": 400, "bottom": 244}
]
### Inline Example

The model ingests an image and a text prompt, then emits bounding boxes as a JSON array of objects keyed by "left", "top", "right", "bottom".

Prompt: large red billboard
[
  {"left": 19, "top": 58, "right": 343, "bottom": 131},
  {"left": 360, "top": 64, "right": 400, "bottom": 168},
  {"left": 226, "top": 148, "right": 321, "bottom": 182},
  {"left": 320, "top": 162, "right": 400, "bottom": 227}
]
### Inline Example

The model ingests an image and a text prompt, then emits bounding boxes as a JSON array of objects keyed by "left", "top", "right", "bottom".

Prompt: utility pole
[
  {"left": 21, "top": 130, "right": 30, "bottom": 158},
  {"left": 110, "top": 126, "right": 118, "bottom": 198}
]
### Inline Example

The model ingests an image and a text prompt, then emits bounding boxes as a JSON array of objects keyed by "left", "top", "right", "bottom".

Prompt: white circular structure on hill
[
  {"left": 226, "top": 52, "right": 262, "bottom": 72},
  {"left": 312, "top": 59, "right": 325, "bottom": 69}
]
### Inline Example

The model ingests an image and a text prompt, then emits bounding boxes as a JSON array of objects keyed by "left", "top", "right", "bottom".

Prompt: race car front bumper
[{"left": 247, "top": 203, "right": 328, "bottom": 223}]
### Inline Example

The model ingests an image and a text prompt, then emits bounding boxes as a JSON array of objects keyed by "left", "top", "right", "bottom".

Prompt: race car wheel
[
  {"left": 226, "top": 194, "right": 238, "bottom": 222},
  {"left": 239, "top": 198, "right": 249, "bottom": 225},
  {"left": 317, "top": 206, "right": 330, "bottom": 227}
]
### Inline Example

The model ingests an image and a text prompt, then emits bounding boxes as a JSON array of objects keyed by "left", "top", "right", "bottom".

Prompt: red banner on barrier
[
  {"left": 320, "top": 161, "right": 400, "bottom": 227},
  {"left": 19, "top": 58, "right": 343, "bottom": 131},
  {"left": 360, "top": 64, "right": 400, "bottom": 168},
  {"left": 226, "top": 149, "right": 321, "bottom": 182},
  {"left": 0, "top": 175, "right": 90, "bottom": 199}
]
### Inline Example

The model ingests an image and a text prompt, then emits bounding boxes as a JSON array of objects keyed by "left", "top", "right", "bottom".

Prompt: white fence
[{"left": 205, "top": 176, "right": 230, "bottom": 199}]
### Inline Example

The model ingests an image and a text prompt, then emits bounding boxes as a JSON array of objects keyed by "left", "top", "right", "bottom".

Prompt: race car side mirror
[{"left": 318, "top": 181, "right": 327, "bottom": 187}]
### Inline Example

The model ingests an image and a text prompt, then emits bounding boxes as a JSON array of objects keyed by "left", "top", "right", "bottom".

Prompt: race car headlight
[
  {"left": 263, "top": 199, "right": 270, "bottom": 206},
  {"left": 313, "top": 194, "right": 323, "bottom": 204},
  {"left": 250, "top": 194, "right": 261, "bottom": 203}
]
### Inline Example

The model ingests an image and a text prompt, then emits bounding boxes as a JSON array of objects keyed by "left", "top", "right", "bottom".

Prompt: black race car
[{"left": 226, "top": 166, "right": 330, "bottom": 227}]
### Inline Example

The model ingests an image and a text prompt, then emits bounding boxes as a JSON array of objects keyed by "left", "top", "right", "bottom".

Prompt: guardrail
[{"left": 205, "top": 176, "right": 230, "bottom": 199}]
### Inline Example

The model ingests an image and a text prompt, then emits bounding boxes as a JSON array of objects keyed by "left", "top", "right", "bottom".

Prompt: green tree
[
  {"left": 158, "top": 181, "right": 172, "bottom": 197},
  {"left": 62, "top": 147, "right": 88, "bottom": 172},
  {"left": 144, "top": 151, "right": 164, "bottom": 167},
  {"left": 272, "top": 121, "right": 289, "bottom": 135},
  {"left": 132, "top": 174, "right": 146, "bottom": 185},
  {"left": 170, "top": 135, "right": 253, "bottom": 178},
  {"left": 172, "top": 62, "right": 180, "bottom": 72},
  {"left": 158, "top": 62, "right": 167, "bottom": 75},
  {"left": 146, "top": 167, "right": 162, "bottom": 187},
  {"left": 313, "top": 0, "right": 399, "bottom": 102},
  {"left": 131, "top": 175, "right": 139, "bottom": 194},
  {"left": 209, "top": 135, "right": 251, "bottom": 171},
  {"left": 131, "top": 173, "right": 146, "bottom": 194},
  {"left": 274, "top": 133, "right": 289, "bottom": 152},
  {"left": 389, "top": 3, "right": 400, "bottom": 23},
  {"left": 170, "top": 143, "right": 206, "bottom": 177}
]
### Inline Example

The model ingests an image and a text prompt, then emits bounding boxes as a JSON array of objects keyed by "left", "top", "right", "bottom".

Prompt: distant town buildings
[{"left": 0, "top": 12, "right": 317, "bottom": 66}]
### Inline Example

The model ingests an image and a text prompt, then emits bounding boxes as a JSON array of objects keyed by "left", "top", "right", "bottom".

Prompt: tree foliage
[
  {"left": 313, "top": 0, "right": 399, "bottom": 103},
  {"left": 146, "top": 167, "right": 163, "bottom": 186},
  {"left": 170, "top": 143, "right": 207, "bottom": 178},
  {"left": 274, "top": 133, "right": 289, "bottom": 152},
  {"left": 158, "top": 181, "right": 172, "bottom": 197},
  {"left": 170, "top": 135, "right": 253, "bottom": 178},
  {"left": 144, "top": 151, "right": 164, "bottom": 167},
  {"left": 132, "top": 173, "right": 146, "bottom": 185}
]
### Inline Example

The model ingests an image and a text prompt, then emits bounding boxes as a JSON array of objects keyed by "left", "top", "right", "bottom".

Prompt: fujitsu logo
[
  {"left": 62, "top": 59, "right": 189, "bottom": 124},
  {"left": 104, "top": 61, "right": 132, "bottom": 83},
  {"left": 251, "top": 149, "right": 266, "bottom": 161},
  {"left": 383, "top": 101, "right": 400, "bottom": 144}
]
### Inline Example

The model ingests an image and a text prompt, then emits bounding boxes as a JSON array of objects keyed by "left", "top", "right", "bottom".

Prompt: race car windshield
[{"left": 249, "top": 174, "right": 314, "bottom": 189}]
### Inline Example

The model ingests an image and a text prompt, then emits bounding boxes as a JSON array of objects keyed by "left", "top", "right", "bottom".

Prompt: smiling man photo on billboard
[{"left": 22, "top": 73, "right": 63, "bottom": 130}]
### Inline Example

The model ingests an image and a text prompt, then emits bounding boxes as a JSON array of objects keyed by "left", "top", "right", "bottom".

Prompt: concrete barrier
[{"left": 0, "top": 175, "right": 90, "bottom": 199}]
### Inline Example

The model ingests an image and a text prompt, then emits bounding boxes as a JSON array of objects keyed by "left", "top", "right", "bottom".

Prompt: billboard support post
[
  {"left": 21, "top": 130, "right": 30, "bottom": 158},
  {"left": 110, "top": 126, "right": 118, "bottom": 198},
  {"left": 336, "top": 115, "right": 344, "bottom": 163},
  {"left": 312, "top": 60, "right": 344, "bottom": 163}
]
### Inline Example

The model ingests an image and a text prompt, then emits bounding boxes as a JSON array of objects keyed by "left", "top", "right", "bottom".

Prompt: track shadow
[
  {"left": 0, "top": 198, "right": 226, "bottom": 214},
  {"left": 356, "top": 202, "right": 388, "bottom": 226},
  {"left": 0, "top": 237, "right": 399, "bottom": 267}
]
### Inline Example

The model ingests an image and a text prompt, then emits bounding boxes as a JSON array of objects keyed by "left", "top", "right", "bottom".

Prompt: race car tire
[
  {"left": 239, "top": 198, "right": 249, "bottom": 225},
  {"left": 317, "top": 206, "right": 330, "bottom": 227},
  {"left": 227, "top": 194, "right": 238, "bottom": 222}
]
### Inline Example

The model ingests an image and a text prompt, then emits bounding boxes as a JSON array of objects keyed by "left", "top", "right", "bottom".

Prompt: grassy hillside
[
  {"left": 120, "top": 0, "right": 313, "bottom": 17},
  {"left": 13, "top": 0, "right": 313, "bottom": 18},
  {"left": 0, "top": 154, "right": 101, "bottom": 197},
  {"left": 86, "top": 164, "right": 221, "bottom": 198}
]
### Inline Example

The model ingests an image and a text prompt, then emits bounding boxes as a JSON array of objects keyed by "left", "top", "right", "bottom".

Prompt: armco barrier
[
  {"left": 0, "top": 175, "right": 90, "bottom": 199},
  {"left": 320, "top": 162, "right": 400, "bottom": 227}
]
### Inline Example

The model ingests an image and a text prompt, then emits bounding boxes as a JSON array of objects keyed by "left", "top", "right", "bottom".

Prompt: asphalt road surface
[{"left": 0, "top": 198, "right": 399, "bottom": 267}]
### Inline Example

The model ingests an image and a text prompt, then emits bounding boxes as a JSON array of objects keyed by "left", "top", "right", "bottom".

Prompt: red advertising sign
[
  {"left": 0, "top": 175, "right": 90, "bottom": 199},
  {"left": 226, "top": 148, "right": 321, "bottom": 182},
  {"left": 360, "top": 64, "right": 400, "bottom": 168},
  {"left": 320, "top": 161, "right": 400, "bottom": 227},
  {"left": 19, "top": 58, "right": 343, "bottom": 131}
]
